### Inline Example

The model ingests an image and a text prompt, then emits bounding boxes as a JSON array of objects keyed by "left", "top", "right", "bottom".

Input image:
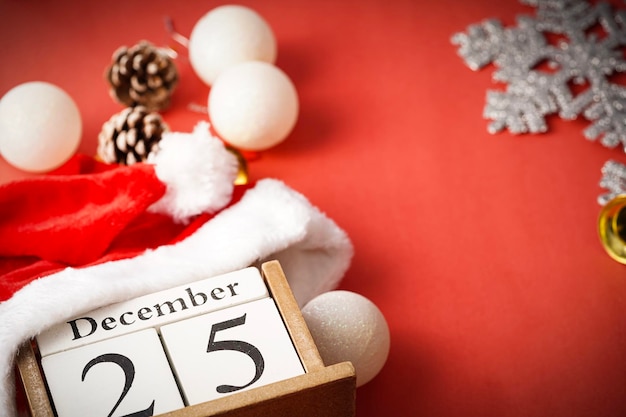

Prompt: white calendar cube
[
  {"left": 161, "top": 297, "right": 306, "bottom": 405},
  {"left": 41, "top": 328, "right": 184, "bottom": 417}
]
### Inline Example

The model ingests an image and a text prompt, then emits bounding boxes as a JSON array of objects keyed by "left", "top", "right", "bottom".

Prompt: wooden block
[
  {"left": 16, "top": 261, "right": 356, "bottom": 417},
  {"left": 15, "top": 342, "right": 54, "bottom": 417},
  {"left": 41, "top": 328, "right": 184, "bottom": 417},
  {"left": 37, "top": 267, "right": 267, "bottom": 357},
  {"left": 161, "top": 297, "right": 305, "bottom": 406},
  {"left": 157, "top": 361, "right": 356, "bottom": 417},
  {"left": 260, "top": 261, "right": 325, "bottom": 373}
]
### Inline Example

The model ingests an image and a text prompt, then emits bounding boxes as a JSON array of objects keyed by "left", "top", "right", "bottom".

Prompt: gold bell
[
  {"left": 598, "top": 194, "right": 626, "bottom": 264},
  {"left": 225, "top": 146, "right": 249, "bottom": 186}
]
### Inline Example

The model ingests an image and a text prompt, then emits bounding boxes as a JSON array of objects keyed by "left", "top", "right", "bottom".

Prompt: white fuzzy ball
[
  {"left": 301, "top": 291, "right": 390, "bottom": 387},
  {"left": 189, "top": 5, "right": 277, "bottom": 86},
  {"left": 208, "top": 61, "right": 298, "bottom": 151},
  {"left": 147, "top": 121, "right": 239, "bottom": 223},
  {"left": 0, "top": 81, "right": 82, "bottom": 173}
]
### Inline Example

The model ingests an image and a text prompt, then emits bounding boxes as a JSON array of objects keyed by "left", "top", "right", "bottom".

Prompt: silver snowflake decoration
[
  {"left": 452, "top": 0, "right": 626, "bottom": 150},
  {"left": 599, "top": 159, "right": 626, "bottom": 204}
]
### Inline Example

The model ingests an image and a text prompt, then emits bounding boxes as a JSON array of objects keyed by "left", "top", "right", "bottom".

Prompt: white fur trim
[
  {"left": 0, "top": 179, "right": 352, "bottom": 416},
  {"left": 148, "top": 121, "right": 239, "bottom": 223}
]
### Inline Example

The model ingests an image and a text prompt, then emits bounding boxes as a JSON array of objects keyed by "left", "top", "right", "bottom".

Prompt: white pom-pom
[{"left": 148, "top": 121, "right": 239, "bottom": 223}]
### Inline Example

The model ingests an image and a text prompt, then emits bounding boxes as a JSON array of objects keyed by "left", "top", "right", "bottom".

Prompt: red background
[{"left": 2, "top": 1, "right": 626, "bottom": 416}]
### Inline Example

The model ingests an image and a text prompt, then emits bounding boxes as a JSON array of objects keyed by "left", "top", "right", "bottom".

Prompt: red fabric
[
  {"left": 0, "top": 155, "right": 250, "bottom": 302},
  {"left": 0, "top": 157, "right": 165, "bottom": 265}
]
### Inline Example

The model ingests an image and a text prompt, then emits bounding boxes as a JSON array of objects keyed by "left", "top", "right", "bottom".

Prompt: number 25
[{"left": 80, "top": 313, "right": 265, "bottom": 415}]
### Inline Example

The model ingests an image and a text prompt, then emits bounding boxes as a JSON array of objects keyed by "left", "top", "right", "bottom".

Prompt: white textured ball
[
  {"left": 301, "top": 291, "right": 390, "bottom": 387},
  {"left": 208, "top": 61, "right": 298, "bottom": 151},
  {"left": 0, "top": 82, "right": 82, "bottom": 173},
  {"left": 189, "top": 5, "right": 277, "bottom": 86}
]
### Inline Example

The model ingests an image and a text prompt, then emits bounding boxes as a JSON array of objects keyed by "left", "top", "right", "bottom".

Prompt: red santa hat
[{"left": 0, "top": 122, "right": 353, "bottom": 416}]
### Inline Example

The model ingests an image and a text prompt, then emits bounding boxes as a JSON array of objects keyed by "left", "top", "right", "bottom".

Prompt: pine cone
[
  {"left": 106, "top": 41, "right": 178, "bottom": 111},
  {"left": 97, "top": 106, "right": 167, "bottom": 165}
]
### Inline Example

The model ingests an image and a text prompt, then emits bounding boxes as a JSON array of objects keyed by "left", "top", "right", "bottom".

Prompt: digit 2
[
  {"left": 82, "top": 353, "right": 155, "bottom": 417},
  {"left": 207, "top": 313, "right": 265, "bottom": 393}
]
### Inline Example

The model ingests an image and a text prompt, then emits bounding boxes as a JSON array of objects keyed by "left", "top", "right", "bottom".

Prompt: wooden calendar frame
[{"left": 15, "top": 260, "right": 357, "bottom": 417}]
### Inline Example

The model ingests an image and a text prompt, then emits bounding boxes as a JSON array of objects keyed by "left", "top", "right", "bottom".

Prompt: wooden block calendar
[{"left": 15, "top": 261, "right": 356, "bottom": 417}]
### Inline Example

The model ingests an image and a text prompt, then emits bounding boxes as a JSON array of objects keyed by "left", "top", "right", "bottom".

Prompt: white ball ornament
[
  {"left": 189, "top": 5, "right": 277, "bottom": 86},
  {"left": 0, "top": 82, "right": 82, "bottom": 173},
  {"left": 208, "top": 61, "right": 299, "bottom": 151},
  {"left": 301, "top": 291, "right": 390, "bottom": 387}
]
